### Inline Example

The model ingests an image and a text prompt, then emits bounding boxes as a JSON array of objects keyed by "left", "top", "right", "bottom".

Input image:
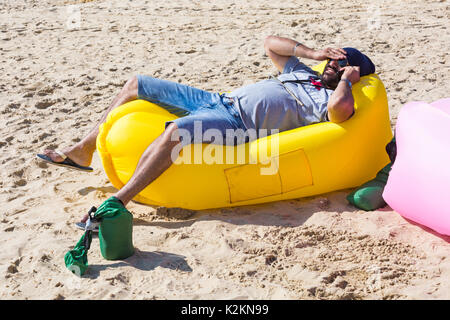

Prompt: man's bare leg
[
  {"left": 42, "top": 76, "right": 139, "bottom": 167},
  {"left": 81, "top": 123, "right": 181, "bottom": 222}
]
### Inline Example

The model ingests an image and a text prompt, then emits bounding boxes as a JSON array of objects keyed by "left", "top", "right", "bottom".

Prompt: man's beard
[{"left": 320, "top": 66, "right": 343, "bottom": 90}]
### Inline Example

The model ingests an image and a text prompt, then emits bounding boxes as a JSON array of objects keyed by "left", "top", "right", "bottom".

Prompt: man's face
[{"left": 320, "top": 59, "right": 346, "bottom": 90}]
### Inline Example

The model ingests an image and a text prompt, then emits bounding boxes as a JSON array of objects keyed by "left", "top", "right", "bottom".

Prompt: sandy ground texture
[{"left": 0, "top": 0, "right": 449, "bottom": 300}]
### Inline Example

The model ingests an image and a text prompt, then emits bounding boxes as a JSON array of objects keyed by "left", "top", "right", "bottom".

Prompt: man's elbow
[{"left": 327, "top": 99, "right": 354, "bottom": 123}]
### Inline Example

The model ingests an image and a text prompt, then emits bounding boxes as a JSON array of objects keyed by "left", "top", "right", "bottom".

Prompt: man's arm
[
  {"left": 264, "top": 35, "right": 346, "bottom": 73},
  {"left": 327, "top": 66, "right": 360, "bottom": 123}
]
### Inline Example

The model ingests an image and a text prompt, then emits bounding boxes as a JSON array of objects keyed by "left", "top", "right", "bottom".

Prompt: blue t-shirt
[{"left": 225, "top": 56, "right": 334, "bottom": 133}]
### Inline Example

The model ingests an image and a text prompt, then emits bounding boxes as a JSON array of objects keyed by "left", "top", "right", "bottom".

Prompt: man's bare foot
[{"left": 42, "top": 145, "right": 93, "bottom": 168}]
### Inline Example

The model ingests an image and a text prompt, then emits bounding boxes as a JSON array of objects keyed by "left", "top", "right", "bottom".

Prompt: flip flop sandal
[{"left": 36, "top": 149, "right": 93, "bottom": 172}]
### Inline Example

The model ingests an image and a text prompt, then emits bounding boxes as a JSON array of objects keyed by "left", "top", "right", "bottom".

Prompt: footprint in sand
[
  {"left": 5, "top": 258, "right": 22, "bottom": 276},
  {"left": 35, "top": 99, "right": 57, "bottom": 109},
  {"left": 22, "top": 197, "right": 41, "bottom": 207},
  {"left": 36, "top": 86, "right": 55, "bottom": 96},
  {"left": 14, "top": 179, "right": 27, "bottom": 187},
  {"left": 155, "top": 207, "right": 196, "bottom": 220}
]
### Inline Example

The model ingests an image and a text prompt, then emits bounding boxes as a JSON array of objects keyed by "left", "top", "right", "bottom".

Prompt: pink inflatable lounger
[{"left": 383, "top": 98, "right": 450, "bottom": 236}]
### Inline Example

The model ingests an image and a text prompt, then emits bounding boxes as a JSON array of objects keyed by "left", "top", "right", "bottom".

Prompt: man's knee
[{"left": 122, "top": 75, "right": 138, "bottom": 98}]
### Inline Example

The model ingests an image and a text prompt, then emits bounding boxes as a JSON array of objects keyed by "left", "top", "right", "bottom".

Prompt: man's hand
[
  {"left": 313, "top": 47, "right": 347, "bottom": 61},
  {"left": 341, "top": 66, "right": 360, "bottom": 84}
]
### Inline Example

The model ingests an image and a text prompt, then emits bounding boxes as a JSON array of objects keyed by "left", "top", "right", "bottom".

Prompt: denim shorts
[{"left": 137, "top": 75, "right": 248, "bottom": 146}]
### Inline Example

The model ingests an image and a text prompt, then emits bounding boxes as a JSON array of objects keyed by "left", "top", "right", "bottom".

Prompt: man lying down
[{"left": 37, "top": 35, "right": 375, "bottom": 229}]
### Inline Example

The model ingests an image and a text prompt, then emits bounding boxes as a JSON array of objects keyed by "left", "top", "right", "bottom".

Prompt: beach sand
[{"left": 0, "top": 0, "right": 449, "bottom": 299}]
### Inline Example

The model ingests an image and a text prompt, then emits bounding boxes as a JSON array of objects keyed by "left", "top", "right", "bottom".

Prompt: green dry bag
[
  {"left": 99, "top": 201, "right": 134, "bottom": 260},
  {"left": 64, "top": 196, "right": 134, "bottom": 276},
  {"left": 346, "top": 163, "right": 392, "bottom": 211}
]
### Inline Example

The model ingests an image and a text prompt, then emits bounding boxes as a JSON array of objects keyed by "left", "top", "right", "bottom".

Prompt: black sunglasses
[{"left": 327, "top": 58, "right": 348, "bottom": 69}]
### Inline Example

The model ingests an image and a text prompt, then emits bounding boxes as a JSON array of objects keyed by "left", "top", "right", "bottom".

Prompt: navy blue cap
[{"left": 343, "top": 47, "right": 375, "bottom": 76}]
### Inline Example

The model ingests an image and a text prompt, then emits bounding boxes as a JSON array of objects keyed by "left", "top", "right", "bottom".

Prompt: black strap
[
  {"left": 82, "top": 206, "right": 98, "bottom": 250},
  {"left": 280, "top": 79, "right": 314, "bottom": 84},
  {"left": 281, "top": 78, "right": 325, "bottom": 90},
  {"left": 83, "top": 230, "right": 92, "bottom": 250},
  {"left": 88, "top": 206, "right": 99, "bottom": 222}
]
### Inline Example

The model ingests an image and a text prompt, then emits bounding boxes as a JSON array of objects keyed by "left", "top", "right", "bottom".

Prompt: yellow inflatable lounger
[{"left": 97, "top": 62, "right": 392, "bottom": 210}]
